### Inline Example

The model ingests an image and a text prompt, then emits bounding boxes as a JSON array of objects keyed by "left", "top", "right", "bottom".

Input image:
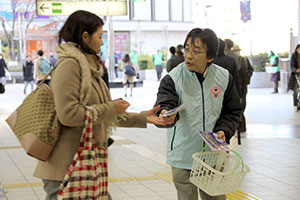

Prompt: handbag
[
  {"left": 5, "top": 70, "right": 60, "bottom": 161},
  {"left": 57, "top": 108, "right": 108, "bottom": 200},
  {"left": 124, "top": 65, "right": 135, "bottom": 76}
]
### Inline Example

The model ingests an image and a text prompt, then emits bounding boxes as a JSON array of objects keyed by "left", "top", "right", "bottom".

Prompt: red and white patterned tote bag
[{"left": 57, "top": 108, "right": 108, "bottom": 200}]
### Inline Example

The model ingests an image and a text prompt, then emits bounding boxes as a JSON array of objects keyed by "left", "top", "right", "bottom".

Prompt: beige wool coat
[{"left": 34, "top": 43, "right": 147, "bottom": 181}]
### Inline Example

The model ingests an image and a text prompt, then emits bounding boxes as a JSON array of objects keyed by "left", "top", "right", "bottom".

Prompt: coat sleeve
[
  {"left": 118, "top": 111, "right": 147, "bottom": 128},
  {"left": 213, "top": 74, "right": 243, "bottom": 143},
  {"left": 153, "top": 75, "right": 179, "bottom": 127}
]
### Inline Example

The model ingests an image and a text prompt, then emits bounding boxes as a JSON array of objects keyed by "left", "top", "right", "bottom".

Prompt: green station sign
[{"left": 36, "top": 0, "right": 127, "bottom": 16}]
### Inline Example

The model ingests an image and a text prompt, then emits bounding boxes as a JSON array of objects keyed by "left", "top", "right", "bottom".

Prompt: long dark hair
[
  {"left": 58, "top": 10, "right": 104, "bottom": 56},
  {"left": 122, "top": 54, "right": 130, "bottom": 63},
  {"left": 292, "top": 44, "right": 300, "bottom": 60}
]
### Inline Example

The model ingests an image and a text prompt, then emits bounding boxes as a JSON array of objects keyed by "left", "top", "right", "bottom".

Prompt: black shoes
[{"left": 271, "top": 89, "right": 278, "bottom": 94}]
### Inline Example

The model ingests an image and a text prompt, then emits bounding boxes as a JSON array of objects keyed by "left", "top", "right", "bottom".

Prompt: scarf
[{"left": 56, "top": 42, "right": 127, "bottom": 129}]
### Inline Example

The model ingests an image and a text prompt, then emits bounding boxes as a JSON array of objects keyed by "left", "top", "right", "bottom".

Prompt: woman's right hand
[{"left": 113, "top": 99, "right": 130, "bottom": 114}]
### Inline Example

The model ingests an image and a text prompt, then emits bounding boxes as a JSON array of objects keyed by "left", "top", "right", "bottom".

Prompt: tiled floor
[{"left": 1, "top": 70, "right": 300, "bottom": 200}]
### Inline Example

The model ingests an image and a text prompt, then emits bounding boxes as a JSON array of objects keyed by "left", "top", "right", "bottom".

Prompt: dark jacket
[
  {"left": 166, "top": 55, "right": 175, "bottom": 72},
  {"left": 49, "top": 56, "right": 57, "bottom": 68},
  {"left": 154, "top": 70, "right": 242, "bottom": 143},
  {"left": 0, "top": 58, "right": 8, "bottom": 77},
  {"left": 23, "top": 61, "right": 34, "bottom": 81},
  {"left": 214, "top": 53, "right": 242, "bottom": 98},
  {"left": 167, "top": 54, "right": 184, "bottom": 73},
  {"left": 288, "top": 55, "right": 299, "bottom": 91},
  {"left": 101, "top": 62, "right": 109, "bottom": 88}
]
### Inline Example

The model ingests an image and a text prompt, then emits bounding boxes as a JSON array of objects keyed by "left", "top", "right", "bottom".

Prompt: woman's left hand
[{"left": 146, "top": 105, "right": 174, "bottom": 125}]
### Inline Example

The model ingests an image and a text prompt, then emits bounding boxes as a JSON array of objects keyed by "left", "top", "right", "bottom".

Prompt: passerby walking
[
  {"left": 34, "top": 50, "right": 51, "bottom": 85},
  {"left": 167, "top": 44, "right": 184, "bottom": 73},
  {"left": 268, "top": 50, "right": 280, "bottom": 93},
  {"left": 23, "top": 55, "right": 34, "bottom": 94},
  {"left": 153, "top": 49, "right": 164, "bottom": 81},
  {"left": 130, "top": 49, "right": 139, "bottom": 77},
  {"left": 49, "top": 53, "right": 57, "bottom": 68},
  {"left": 0, "top": 53, "right": 8, "bottom": 87},
  {"left": 166, "top": 46, "right": 176, "bottom": 73},
  {"left": 122, "top": 54, "right": 135, "bottom": 97},
  {"left": 232, "top": 45, "right": 253, "bottom": 132}
]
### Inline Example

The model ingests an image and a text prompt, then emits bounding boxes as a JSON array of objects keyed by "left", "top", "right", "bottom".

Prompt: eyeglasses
[{"left": 184, "top": 48, "right": 206, "bottom": 56}]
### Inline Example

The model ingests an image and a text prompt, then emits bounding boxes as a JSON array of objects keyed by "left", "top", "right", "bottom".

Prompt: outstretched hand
[
  {"left": 113, "top": 99, "right": 130, "bottom": 114},
  {"left": 146, "top": 105, "right": 174, "bottom": 125}
]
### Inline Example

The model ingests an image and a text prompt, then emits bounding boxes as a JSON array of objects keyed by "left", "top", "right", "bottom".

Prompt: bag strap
[{"left": 78, "top": 108, "right": 95, "bottom": 151}]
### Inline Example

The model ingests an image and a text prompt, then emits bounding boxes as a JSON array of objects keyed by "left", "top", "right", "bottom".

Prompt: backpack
[
  {"left": 39, "top": 58, "right": 51, "bottom": 75},
  {"left": 124, "top": 65, "right": 135, "bottom": 76}
]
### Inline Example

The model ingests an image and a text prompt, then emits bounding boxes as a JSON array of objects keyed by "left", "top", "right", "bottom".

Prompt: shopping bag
[{"left": 57, "top": 108, "right": 108, "bottom": 200}]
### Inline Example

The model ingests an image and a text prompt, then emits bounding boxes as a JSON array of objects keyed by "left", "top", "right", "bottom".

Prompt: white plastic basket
[
  {"left": 265, "top": 66, "right": 277, "bottom": 73},
  {"left": 189, "top": 151, "right": 250, "bottom": 196}
]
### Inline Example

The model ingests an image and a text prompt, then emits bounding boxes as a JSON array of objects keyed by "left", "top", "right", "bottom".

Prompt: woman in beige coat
[{"left": 33, "top": 10, "right": 170, "bottom": 200}]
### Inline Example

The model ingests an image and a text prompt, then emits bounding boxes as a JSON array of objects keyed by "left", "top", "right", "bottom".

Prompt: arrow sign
[{"left": 40, "top": 3, "right": 50, "bottom": 13}]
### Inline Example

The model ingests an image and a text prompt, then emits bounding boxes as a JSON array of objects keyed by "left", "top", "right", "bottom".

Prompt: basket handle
[
  {"left": 201, "top": 145, "right": 245, "bottom": 174},
  {"left": 231, "top": 149, "right": 245, "bottom": 174}
]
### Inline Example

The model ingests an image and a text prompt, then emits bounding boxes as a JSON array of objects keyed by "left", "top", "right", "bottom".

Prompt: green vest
[
  {"left": 167, "top": 63, "right": 229, "bottom": 169},
  {"left": 154, "top": 52, "right": 163, "bottom": 66},
  {"left": 270, "top": 54, "right": 280, "bottom": 72},
  {"left": 130, "top": 52, "right": 138, "bottom": 65}
]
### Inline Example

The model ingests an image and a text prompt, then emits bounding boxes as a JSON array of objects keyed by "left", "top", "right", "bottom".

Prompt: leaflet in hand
[
  {"left": 162, "top": 104, "right": 189, "bottom": 118},
  {"left": 197, "top": 131, "right": 231, "bottom": 151}
]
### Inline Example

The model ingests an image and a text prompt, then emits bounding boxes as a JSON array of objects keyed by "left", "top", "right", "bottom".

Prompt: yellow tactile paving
[
  {"left": 112, "top": 139, "right": 136, "bottom": 145},
  {"left": 3, "top": 182, "right": 43, "bottom": 189},
  {"left": 0, "top": 138, "right": 260, "bottom": 200},
  {"left": 153, "top": 171, "right": 173, "bottom": 183},
  {"left": 3, "top": 182, "right": 260, "bottom": 200},
  {"left": 0, "top": 146, "right": 22, "bottom": 150},
  {"left": 109, "top": 176, "right": 160, "bottom": 182}
]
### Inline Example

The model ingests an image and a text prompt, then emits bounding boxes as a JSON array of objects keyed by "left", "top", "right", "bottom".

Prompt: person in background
[
  {"left": 0, "top": 53, "right": 8, "bottom": 87},
  {"left": 166, "top": 46, "right": 176, "bottom": 72},
  {"left": 49, "top": 53, "right": 57, "bottom": 68},
  {"left": 153, "top": 49, "right": 164, "bottom": 81},
  {"left": 268, "top": 50, "right": 280, "bottom": 93},
  {"left": 232, "top": 45, "right": 253, "bottom": 132},
  {"left": 154, "top": 28, "right": 242, "bottom": 200},
  {"left": 114, "top": 54, "right": 119, "bottom": 78},
  {"left": 122, "top": 54, "right": 135, "bottom": 97},
  {"left": 288, "top": 44, "right": 300, "bottom": 109},
  {"left": 167, "top": 44, "right": 185, "bottom": 73},
  {"left": 23, "top": 55, "right": 34, "bottom": 94},
  {"left": 224, "top": 39, "right": 240, "bottom": 67},
  {"left": 34, "top": 50, "right": 51, "bottom": 85},
  {"left": 213, "top": 38, "right": 241, "bottom": 98},
  {"left": 33, "top": 10, "right": 171, "bottom": 200},
  {"left": 130, "top": 49, "right": 139, "bottom": 78}
]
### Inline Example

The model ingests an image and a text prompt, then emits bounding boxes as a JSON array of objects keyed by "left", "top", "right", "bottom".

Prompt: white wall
[{"left": 130, "top": 31, "right": 188, "bottom": 55}]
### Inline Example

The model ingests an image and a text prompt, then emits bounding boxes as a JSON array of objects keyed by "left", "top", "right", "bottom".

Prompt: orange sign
[{"left": 26, "top": 40, "right": 49, "bottom": 60}]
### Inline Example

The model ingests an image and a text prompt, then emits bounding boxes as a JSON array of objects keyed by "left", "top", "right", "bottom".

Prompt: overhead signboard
[{"left": 36, "top": 0, "right": 127, "bottom": 16}]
